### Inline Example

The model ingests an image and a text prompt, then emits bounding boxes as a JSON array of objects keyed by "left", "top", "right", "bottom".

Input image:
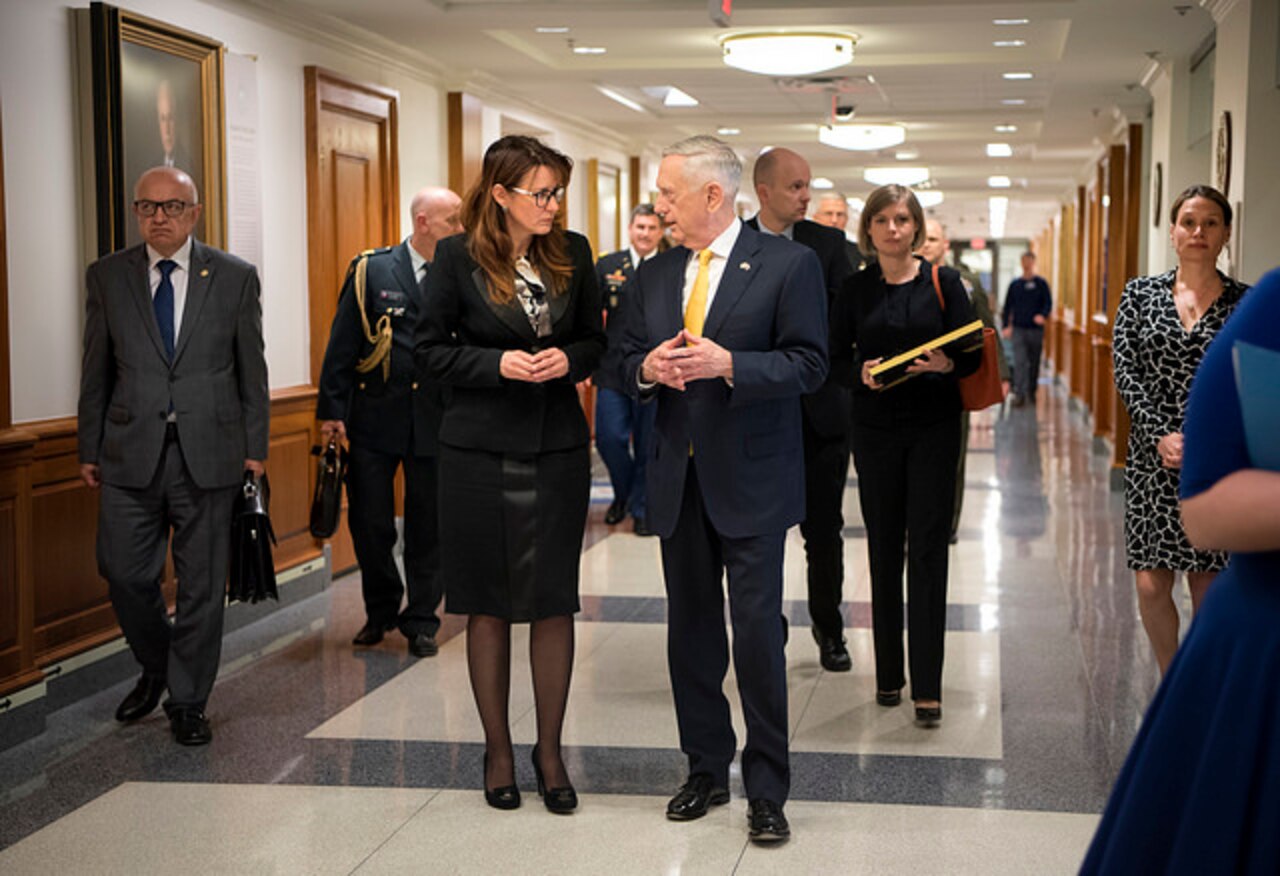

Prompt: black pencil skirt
[{"left": 438, "top": 442, "right": 589, "bottom": 621}]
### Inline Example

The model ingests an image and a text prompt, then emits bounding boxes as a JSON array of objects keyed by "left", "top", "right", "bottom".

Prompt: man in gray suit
[{"left": 78, "top": 167, "right": 269, "bottom": 746}]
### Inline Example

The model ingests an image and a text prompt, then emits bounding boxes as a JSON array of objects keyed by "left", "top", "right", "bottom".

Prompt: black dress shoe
[
  {"left": 876, "top": 689, "right": 903, "bottom": 707},
  {"left": 747, "top": 799, "right": 790, "bottom": 843},
  {"left": 407, "top": 632, "right": 438, "bottom": 658},
  {"left": 169, "top": 708, "right": 212, "bottom": 746},
  {"left": 666, "top": 773, "right": 729, "bottom": 821},
  {"left": 531, "top": 745, "right": 577, "bottom": 814},
  {"left": 483, "top": 753, "right": 521, "bottom": 810},
  {"left": 115, "top": 675, "right": 166, "bottom": 723},
  {"left": 604, "top": 499, "right": 626, "bottom": 525},
  {"left": 915, "top": 704, "right": 943, "bottom": 727},
  {"left": 632, "top": 517, "right": 655, "bottom": 537},
  {"left": 352, "top": 621, "right": 392, "bottom": 647},
  {"left": 811, "top": 627, "right": 852, "bottom": 672}
]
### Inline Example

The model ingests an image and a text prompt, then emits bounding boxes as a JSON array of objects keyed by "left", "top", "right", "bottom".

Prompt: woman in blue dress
[{"left": 1082, "top": 267, "right": 1280, "bottom": 874}]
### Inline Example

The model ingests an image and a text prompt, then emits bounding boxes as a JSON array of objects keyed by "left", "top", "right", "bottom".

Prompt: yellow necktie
[{"left": 683, "top": 248, "right": 714, "bottom": 338}]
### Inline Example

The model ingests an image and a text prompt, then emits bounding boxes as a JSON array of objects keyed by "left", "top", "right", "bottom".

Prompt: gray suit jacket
[{"left": 78, "top": 239, "right": 269, "bottom": 490}]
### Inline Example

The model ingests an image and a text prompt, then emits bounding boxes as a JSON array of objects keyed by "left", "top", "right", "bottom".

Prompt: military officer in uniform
[
  {"left": 317, "top": 186, "right": 462, "bottom": 656},
  {"left": 594, "top": 203, "right": 662, "bottom": 535}
]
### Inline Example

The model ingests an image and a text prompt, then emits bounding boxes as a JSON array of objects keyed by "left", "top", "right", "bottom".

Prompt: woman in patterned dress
[{"left": 1112, "top": 184, "right": 1248, "bottom": 675}]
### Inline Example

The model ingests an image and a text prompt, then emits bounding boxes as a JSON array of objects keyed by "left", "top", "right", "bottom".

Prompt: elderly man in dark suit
[
  {"left": 594, "top": 203, "right": 662, "bottom": 535},
  {"left": 620, "top": 135, "right": 827, "bottom": 843},
  {"left": 317, "top": 186, "right": 461, "bottom": 657},
  {"left": 748, "top": 147, "right": 855, "bottom": 673},
  {"left": 811, "top": 190, "right": 865, "bottom": 273},
  {"left": 78, "top": 167, "right": 268, "bottom": 746}
]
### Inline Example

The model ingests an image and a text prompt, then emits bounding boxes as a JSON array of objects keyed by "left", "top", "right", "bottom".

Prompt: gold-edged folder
[{"left": 869, "top": 319, "right": 985, "bottom": 389}]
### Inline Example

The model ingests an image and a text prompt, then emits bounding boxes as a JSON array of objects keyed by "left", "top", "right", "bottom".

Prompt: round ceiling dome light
[
  {"left": 721, "top": 32, "right": 857, "bottom": 77},
  {"left": 818, "top": 124, "right": 906, "bottom": 152}
]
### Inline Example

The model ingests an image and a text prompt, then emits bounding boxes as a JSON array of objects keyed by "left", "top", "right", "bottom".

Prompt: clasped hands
[
  {"left": 860, "top": 348, "right": 953, "bottom": 389},
  {"left": 1156, "top": 432, "right": 1183, "bottom": 469},
  {"left": 500, "top": 347, "right": 570, "bottom": 383},
  {"left": 641, "top": 331, "right": 733, "bottom": 391}
]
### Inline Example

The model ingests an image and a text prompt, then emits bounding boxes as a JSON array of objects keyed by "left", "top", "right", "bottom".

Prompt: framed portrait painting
[{"left": 83, "top": 3, "right": 225, "bottom": 255}]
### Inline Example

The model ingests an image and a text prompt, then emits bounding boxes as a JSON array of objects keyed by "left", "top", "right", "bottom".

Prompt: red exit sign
[{"left": 710, "top": 0, "right": 732, "bottom": 26}]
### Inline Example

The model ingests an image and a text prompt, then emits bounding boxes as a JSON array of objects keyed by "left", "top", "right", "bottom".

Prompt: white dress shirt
[{"left": 407, "top": 237, "right": 429, "bottom": 285}]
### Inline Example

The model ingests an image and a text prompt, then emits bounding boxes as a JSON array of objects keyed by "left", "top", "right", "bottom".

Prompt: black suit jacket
[
  {"left": 317, "top": 241, "right": 443, "bottom": 457},
  {"left": 618, "top": 222, "right": 828, "bottom": 539},
  {"left": 746, "top": 216, "right": 854, "bottom": 437},
  {"left": 414, "top": 231, "right": 605, "bottom": 454}
]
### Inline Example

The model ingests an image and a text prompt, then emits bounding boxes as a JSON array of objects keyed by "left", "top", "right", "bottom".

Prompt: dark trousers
[
  {"left": 345, "top": 444, "right": 442, "bottom": 636},
  {"left": 800, "top": 416, "right": 851, "bottom": 640},
  {"left": 660, "top": 461, "right": 789, "bottom": 804},
  {"left": 951, "top": 412, "right": 970, "bottom": 538},
  {"left": 851, "top": 415, "right": 961, "bottom": 702},
  {"left": 594, "top": 386, "right": 656, "bottom": 520},
  {"left": 97, "top": 430, "right": 236, "bottom": 711},
  {"left": 1012, "top": 326, "right": 1045, "bottom": 400}
]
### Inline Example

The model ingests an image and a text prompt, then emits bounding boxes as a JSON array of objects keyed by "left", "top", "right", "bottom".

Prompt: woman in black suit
[
  {"left": 829, "top": 185, "right": 980, "bottom": 727},
  {"left": 415, "top": 135, "right": 604, "bottom": 812}
]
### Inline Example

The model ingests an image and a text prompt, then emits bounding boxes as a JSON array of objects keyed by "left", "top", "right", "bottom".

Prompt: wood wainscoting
[{"left": 0, "top": 387, "right": 325, "bottom": 697}]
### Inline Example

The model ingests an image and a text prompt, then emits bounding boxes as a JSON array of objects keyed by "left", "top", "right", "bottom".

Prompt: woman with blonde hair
[{"left": 415, "top": 135, "right": 605, "bottom": 813}]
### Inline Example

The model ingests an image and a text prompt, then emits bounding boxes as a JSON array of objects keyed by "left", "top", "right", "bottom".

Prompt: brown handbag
[{"left": 931, "top": 264, "right": 1006, "bottom": 411}]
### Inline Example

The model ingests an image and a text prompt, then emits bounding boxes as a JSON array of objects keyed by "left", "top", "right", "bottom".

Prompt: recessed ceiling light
[
  {"left": 1001, "top": 99, "right": 1027, "bottom": 105},
  {"left": 987, "top": 143, "right": 1013, "bottom": 157},
  {"left": 916, "top": 191, "right": 944, "bottom": 208},
  {"left": 536, "top": 26, "right": 570, "bottom": 33},
  {"left": 811, "top": 177, "right": 835, "bottom": 189},
  {"left": 993, "top": 18, "right": 1030, "bottom": 25},
  {"left": 573, "top": 45, "right": 607, "bottom": 55},
  {"left": 717, "top": 126, "right": 741, "bottom": 136},
  {"left": 721, "top": 31, "right": 857, "bottom": 76},
  {"left": 895, "top": 149, "right": 920, "bottom": 161},
  {"left": 993, "top": 39, "right": 1026, "bottom": 47},
  {"left": 864, "top": 166, "right": 930, "bottom": 186},
  {"left": 663, "top": 86, "right": 699, "bottom": 107},
  {"left": 1002, "top": 71, "right": 1033, "bottom": 80},
  {"left": 818, "top": 123, "right": 906, "bottom": 151},
  {"left": 595, "top": 86, "right": 646, "bottom": 114},
  {"left": 988, "top": 175, "right": 1012, "bottom": 188},
  {"left": 995, "top": 124, "right": 1018, "bottom": 133}
]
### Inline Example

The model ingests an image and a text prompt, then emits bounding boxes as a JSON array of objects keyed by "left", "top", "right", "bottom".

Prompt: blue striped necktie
[{"left": 154, "top": 259, "right": 177, "bottom": 361}]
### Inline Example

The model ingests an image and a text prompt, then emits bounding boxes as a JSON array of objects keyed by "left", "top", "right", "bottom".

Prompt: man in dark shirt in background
[{"left": 1002, "top": 251, "right": 1052, "bottom": 407}]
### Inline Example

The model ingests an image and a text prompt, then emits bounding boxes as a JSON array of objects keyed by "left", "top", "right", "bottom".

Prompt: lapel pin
[
  {"left": 200, "top": 268, "right": 210, "bottom": 277},
  {"left": 739, "top": 261, "right": 751, "bottom": 271}
]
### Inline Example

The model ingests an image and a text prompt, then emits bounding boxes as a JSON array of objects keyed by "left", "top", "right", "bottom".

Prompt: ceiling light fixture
[
  {"left": 811, "top": 177, "right": 835, "bottom": 190},
  {"left": 1002, "top": 71, "right": 1033, "bottom": 80},
  {"left": 721, "top": 31, "right": 857, "bottom": 76},
  {"left": 595, "top": 86, "right": 646, "bottom": 114},
  {"left": 988, "top": 175, "right": 1012, "bottom": 188},
  {"left": 987, "top": 143, "right": 1013, "bottom": 157},
  {"left": 717, "top": 126, "right": 741, "bottom": 136},
  {"left": 663, "top": 87, "right": 699, "bottom": 107},
  {"left": 995, "top": 124, "right": 1018, "bottom": 133},
  {"left": 993, "top": 39, "right": 1026, "bottom": 47},
  {"left": 572, "top": 45, "right": 607, "bottom": 55},
  {"left": 1001, "top": 98, "right": 1027, "bottom": 105},
  {"left": 864, "top": 166, "right": 930, "bottom": 186},
  {"left": 915, "top": 191, "right": 944, "bottom": 208},
  {"left": 818, "top": 123, "right": 906, "bottom": 151},
  {"left": 536, "top": 26, "right": 570, "bottom": 34},
  {"left": 895, "top": 149, "right": 920, "bottom": 161},
  {"left": 993, "top": 18, "right": 1030, "bottom": 25}
]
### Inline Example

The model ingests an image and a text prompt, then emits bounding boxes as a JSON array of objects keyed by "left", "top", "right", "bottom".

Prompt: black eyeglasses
[
  {"left": 133, "top": 199, "right": 193, "bottom": 218},
  {"left": 508, "top": 186, "right": 566, "bottom": 209}
]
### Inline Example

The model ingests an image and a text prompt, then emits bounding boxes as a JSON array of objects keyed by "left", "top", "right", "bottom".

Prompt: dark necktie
[{"left": 154, "top": 259, "right": 177, "bottom": 361}]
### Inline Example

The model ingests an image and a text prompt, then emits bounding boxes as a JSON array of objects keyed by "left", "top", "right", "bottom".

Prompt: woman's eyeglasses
[{"left": 508, "top": 186, "right": 566, "bottom": 209}]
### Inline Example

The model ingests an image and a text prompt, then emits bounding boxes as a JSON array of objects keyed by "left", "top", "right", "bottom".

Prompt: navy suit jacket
[
  {"left": 317, "top": 241, "right": 442, "bottom": 457},
  {"left": 746, "top": 217, "right": 853, "bottom": 437},
  {"left": 618, "top": 221, "right": 828, "bottom": 539}
]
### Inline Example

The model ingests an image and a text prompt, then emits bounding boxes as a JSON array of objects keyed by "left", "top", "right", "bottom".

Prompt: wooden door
[{"left": 304, "top": 67, "right": 399, "bottom": 574}]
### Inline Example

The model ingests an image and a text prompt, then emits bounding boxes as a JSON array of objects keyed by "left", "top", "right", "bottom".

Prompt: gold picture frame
[{"left": 83, "top": 2, "right": 226, "bottom": 255}]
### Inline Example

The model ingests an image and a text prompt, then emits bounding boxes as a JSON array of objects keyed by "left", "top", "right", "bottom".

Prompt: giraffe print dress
[{"left": 1112, "top": 269, "right": 1248, "bottom": 572}]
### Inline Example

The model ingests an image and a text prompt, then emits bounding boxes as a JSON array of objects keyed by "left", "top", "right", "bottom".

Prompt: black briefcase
[
  {"left": 308, "top": 440, "right": 348, "bottom": 538},
  {"left": 229, "top": 471, "right": 278, "bottom": 604}
]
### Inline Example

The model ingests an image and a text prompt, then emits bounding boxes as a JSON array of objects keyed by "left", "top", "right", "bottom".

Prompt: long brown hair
[{"left": 462, "top": 135, "right": 574, "bottom": 303}]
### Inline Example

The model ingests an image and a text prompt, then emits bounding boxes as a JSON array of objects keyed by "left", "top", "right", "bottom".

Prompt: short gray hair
[
  {"left": 814, "top": 191, "right": 849, "bottom": 206},
  {"left": 662, "top": 135, "right": 741, "bottom": 199}
]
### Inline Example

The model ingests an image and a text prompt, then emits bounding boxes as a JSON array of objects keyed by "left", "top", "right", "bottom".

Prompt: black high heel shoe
[
  {"left": 531, "top": 745, "right": 578, "bottom": 814},
  {"left": 483, "top": 752, "right": 521, "bottom": 810}
]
